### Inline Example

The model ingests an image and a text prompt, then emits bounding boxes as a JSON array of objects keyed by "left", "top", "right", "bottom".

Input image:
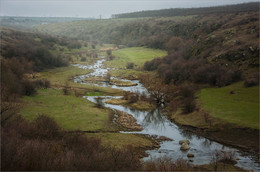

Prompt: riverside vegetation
[{"left": 1, "top": 2, "right": 259, "bottom": 171}]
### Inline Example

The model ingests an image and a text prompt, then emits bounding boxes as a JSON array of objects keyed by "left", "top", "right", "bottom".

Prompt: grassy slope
[
  {"left": 106, "top": 47, "right": 167, "bottom": 68},
  {"left": 199, "top": 82, "right": 259, "bottom": 129}
]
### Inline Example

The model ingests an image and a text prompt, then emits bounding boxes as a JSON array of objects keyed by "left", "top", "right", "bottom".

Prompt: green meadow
[
  {"left": 105, "top": 47, "right": 167, "bottom": 68},
  {"left": 199, "top": 82, "right": 259, "bottom": 129}
]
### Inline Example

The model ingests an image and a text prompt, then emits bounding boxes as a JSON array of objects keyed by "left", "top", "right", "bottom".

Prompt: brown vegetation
[{"left": 116, "top": 111, "right": 143, "bottom": 131}]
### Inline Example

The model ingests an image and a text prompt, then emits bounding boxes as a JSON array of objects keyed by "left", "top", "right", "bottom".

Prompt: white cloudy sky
[{"left": 0, "top": 0, "right": 257, "bottom": 18}]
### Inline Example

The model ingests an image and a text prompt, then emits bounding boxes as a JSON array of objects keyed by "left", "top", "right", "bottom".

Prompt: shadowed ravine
[{"left": 73, "top": 57, "right": 259, "bottom": 171}]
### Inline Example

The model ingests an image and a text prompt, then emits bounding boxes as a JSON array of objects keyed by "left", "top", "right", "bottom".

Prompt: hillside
[{"left": 36, "top": 10, "right": 259, "bottom": 75}]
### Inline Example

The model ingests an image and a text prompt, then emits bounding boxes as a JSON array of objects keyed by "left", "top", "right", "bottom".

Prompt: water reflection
[{"left": 143, "top": 107, "right": 166, "bottom": 128}]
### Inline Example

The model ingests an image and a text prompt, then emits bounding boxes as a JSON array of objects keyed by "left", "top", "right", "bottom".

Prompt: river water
[{"left": 73, "top": 58, "right": 259, "bottom": 171}]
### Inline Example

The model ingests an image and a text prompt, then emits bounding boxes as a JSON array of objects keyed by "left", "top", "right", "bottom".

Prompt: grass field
[
  {"left": 21, "top": 89, "right": 116, "bottom": 131},
  {"left": 105, "top": 47, "right": 167, "bottom": 68},
  {"left": 199, "top": 82, "right": 259, "bottom": 129}
]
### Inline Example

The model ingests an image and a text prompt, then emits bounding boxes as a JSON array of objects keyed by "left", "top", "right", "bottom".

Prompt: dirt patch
[{"left": 116, "top": 111, "right": 143, "bottom": 131}]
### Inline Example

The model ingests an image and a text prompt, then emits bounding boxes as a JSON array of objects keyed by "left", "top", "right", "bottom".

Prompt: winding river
[{"left": 73, "top": 57, "right": 259, "bottom": 171}]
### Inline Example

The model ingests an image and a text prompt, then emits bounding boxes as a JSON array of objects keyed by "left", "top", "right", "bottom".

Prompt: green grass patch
[
  {"left": 87, "top": 92, "right": 103, "bottom": 96},
  {"left": 20, "top": 89, "right": 117, "bottom": 131},
  {"left": 105, "top": 47, "right": 167, "bottom": 68},
  {"left": 199, "top": 82, "right": 259, "bottom": 129},
  {"left": 87, "top": 133, "right": 154, "bottom": 149}
]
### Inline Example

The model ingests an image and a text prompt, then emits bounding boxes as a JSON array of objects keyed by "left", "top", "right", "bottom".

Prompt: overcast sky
[{"left": 0, "top": 0, "right": 257, "bottom": 18}]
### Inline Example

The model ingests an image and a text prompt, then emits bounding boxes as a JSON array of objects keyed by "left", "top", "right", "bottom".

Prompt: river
[{"left": 73, "top": 57, "right": 259, "bottom": 171}]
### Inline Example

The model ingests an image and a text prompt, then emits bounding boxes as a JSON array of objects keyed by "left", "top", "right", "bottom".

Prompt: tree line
[{"left": 112, "top": 2, "right": 259, "bottom": 18}]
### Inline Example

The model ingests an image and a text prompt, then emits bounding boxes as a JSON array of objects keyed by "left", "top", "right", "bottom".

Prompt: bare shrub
[
  {"left": 94, "top": 97, "right": 104, "bottom": 108},
  {"left": 181, "top": 97, "right": 196, "bottom": 114},
  {"left": 107, "top": 55, "right": 115, "bottom": 61},
  {"left": 106, "top": 49, "right": 112, "bottom": 56},
  {"left": 34, "top": 115, "right": 60, "bottom": 139},
  {"left": 126, "top": 62, "right": 134, "bottom": 69},
  {"left": 22, "top": 79, "right": 37, "bottom": 96},
  {"left": 80, "top": 57, "right": 86, "bottom": 61},
  {"left": 105, "top": 73, "right": 111, "bottom": 84},
  {"left": 219, "top": 151, "right": 237, "bottom": 165},
  {"left": 62, "top": 82, "right": 70, "bottom": 95},
  {"left": 143, "top": 157, "right": 193, "bottom": 171},
  {"left": 178, "top": 84, "right": 196, "bottom": 114},
  {"left": 34, "top": 79, "right": 50, "bottom": 89},
  {"left": 244, "top": 75, "right": 259, "bottom": 87},
  {"left": 211, "top": 150, "right": 221, "bottom": 171},
  {"left": 123, "top": 92, "right": 139, "bottom": 103}
]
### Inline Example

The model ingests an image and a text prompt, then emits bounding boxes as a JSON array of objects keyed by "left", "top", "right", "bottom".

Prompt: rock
[
  {"left": 180, "top": 143, "right": 190, "bottom": 151},
  {"left": 179, "top": 140, "right": 190, "bottom": 145},
  {"left": 189, "top": 159, "right": 194, "bottom": 162},
  {"left": 187, "top": 153, "right": 195, "bottom": 158},
  {"left": 158, "top": 136, "right": 173, "bottom": 142}
]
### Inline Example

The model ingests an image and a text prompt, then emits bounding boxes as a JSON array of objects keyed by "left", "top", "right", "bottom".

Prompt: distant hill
[
  {"left": 112, "top": 2, "right": 259, "bottom": 18},
  {"left": 0, "top": 16, "right": 93, "bottom": 30}
]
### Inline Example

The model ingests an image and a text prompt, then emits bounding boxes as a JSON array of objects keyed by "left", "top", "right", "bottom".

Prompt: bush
[
  {"left": 106, "top": 49, "right": 112, "bottom": 56},
  {"left": 107, "top": 55, "right": 115, "bottom": 61},
  {"left": 62, "top": 82, "right": 70, "bottom": 95},
  {"left": 34, "top": 115, "right": 61, "bottom": 139},
  {"left": 81, "top": 57, "right": 87, "bottom": 62},
  {"left": 181, "top": 97, "right": 196, "bottom": 114},
  {"left": 123, "top": 92, "right": 139, "bottom": 103},
  {"left": 34, "top": 79, "right": 50, "bottom": 89},
  {"left": 244, "top": 75, "right": 259, "bottom": 87},
  {"left": 22, "top": 80, "right": 37, "bottom": 96},
  {"left": 126, "top": 62, "right": 134, "bottom": 69}
]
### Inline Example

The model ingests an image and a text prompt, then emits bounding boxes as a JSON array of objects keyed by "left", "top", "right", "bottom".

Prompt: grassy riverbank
[
  {"left": 170, "top": 82, "right": 259, "bottom": 152},
  {"left": 20, "top": 89, "right": 155, "bottom": 151},
  {"left": 199, "top": 82, "right": 259, "bottom": 129}
]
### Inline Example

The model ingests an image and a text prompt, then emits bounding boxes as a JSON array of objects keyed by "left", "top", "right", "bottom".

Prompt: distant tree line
[{"left": 112, "top": 2, "right": 259, "bottom": 18}]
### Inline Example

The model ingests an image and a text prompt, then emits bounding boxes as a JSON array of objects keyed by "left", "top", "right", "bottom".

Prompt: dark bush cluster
[
  {"left": 144, "top": 53, "right": 241, "bottom": 87},
  {"left": 1, "top": 115, "right": 142, "bottom": 171},
  {"left": 126, "top": 62, "right": 135, "bottom": 69},
  {"left": 2, "top": 115, "right": 196, "bottom": 171}
]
